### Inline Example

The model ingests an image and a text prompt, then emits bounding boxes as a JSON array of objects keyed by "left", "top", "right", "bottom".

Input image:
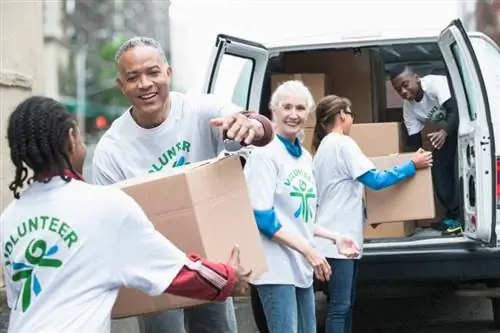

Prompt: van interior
[{"left": 259, "top": 41, "right": 465, "bottom": 244}]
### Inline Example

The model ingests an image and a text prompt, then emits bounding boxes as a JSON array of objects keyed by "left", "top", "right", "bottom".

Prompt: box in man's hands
[{"left": 111, "top": 155, "right": 267, "bottom": 319}]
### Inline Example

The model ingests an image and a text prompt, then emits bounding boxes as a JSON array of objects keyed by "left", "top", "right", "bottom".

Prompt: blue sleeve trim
[
  {"left": 357, "top": 161, "right": 416, "bottom": 191},
  {"left": 253, "top": 209, "right": 282, "bottom": 238}
]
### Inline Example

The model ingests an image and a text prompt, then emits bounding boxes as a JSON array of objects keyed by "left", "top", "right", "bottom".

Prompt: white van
[{"left": 197, "top": 19, "right": 500, "bottom": 325}]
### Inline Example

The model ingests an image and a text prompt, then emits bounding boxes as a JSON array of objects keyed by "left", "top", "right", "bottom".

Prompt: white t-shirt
[
  {"left": 0, "top": 179, "right": 187, "bottom": 333},
  {"left": 92, "top": 92, "right": 241, "bottom": 184},
  {"left": 403, "top": 75, "right": 452, "bottom": 135},
  {"left": 313, "top": 133, "right": 374, "bottom": 259},
  {"left": 244, "top": 137, "right": 317, "bottom": 288}
]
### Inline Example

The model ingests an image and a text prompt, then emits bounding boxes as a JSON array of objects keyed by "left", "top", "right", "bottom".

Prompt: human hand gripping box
[{"left": 110, "top": 155, "right": 268, "bottom": 319}]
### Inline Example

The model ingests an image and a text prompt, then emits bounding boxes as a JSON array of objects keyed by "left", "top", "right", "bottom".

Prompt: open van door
[
  {"left": 204, "top": 34, "right": 269, "bottom": 112},
  {"left": 437, "top": 19, "right": 497, "bottom": 246}
]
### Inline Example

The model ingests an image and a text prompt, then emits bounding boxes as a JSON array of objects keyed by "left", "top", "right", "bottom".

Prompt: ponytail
[
  {"left": 312, "top": 121, "right": 327, "bottom": 154},
  {"left": 311, "top": 94, "right": 352, "bottom": 154}
]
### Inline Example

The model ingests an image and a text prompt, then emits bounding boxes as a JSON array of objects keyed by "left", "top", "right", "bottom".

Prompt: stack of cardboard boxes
[{"left": 270, "top": 73, "right": 436, "bottom": 240}]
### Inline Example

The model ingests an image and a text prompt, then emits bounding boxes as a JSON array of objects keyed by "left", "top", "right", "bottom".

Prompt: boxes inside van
[{"left": 265, "top": 43, "right": 454, "bottom": 240}]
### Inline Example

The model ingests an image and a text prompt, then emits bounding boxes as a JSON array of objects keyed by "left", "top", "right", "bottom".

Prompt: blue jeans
[
  {"left": 137, "top": 298, "right": 237, "bottom": 333},
  {"left": 255, "top": 284, "right": 316, "bottom": 333},
  {"left": 325, "top": 259, "right": 358, "bottom": 333}
]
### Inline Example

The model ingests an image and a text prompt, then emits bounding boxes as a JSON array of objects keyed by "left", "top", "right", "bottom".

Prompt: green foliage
[{"left": 86, "top": 36, "right": 130, "bottom": 108}]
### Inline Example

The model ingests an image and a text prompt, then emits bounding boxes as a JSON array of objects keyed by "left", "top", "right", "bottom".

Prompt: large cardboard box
[
  {"left": 110, "top": 156, "right": 267, "bottom": 319},
  {"left": 364, "top": 221, "right": 416, "bottom": 239},
  {"left": 350, "top": 122, "right": 404, "bottom": 157},
  {"left": 270, "top": 73, "right": 326, "bottom": 128},
  {"left": 365, "top": 153, "right": 436, "bottom": 224}
]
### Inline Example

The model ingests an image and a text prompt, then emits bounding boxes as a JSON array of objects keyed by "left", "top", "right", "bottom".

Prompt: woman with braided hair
[{"left": 0, "top": 96, "right": 250, "bottom": 333}]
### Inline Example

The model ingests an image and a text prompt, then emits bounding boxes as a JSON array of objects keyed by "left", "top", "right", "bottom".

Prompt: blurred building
[
  {"left": 41, "top": 0, "right": 171, "bottom": 142},
  {"left": 0, "top": 0, "right": 45, "bottom": 288},
  {"left": 463, "top": 0, "right": 500, "bottom": 45}
]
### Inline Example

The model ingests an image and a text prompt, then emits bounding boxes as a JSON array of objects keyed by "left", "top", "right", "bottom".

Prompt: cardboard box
[
  {"left": 364, "top": 221, "right": 416, "bottom": 239},
  {"left": 350, "top": 122, "right": 404, "bottom": 157},
  {"left": 111, "top": 156, "right": 267, "bottom": 319},
  {"left": 365, "top": 153, "right": 436, "bottom": 224},
  {"left": 282, "top": 50, "right": 375, "bottom": 123},
  {"left": 270, "top": 73, "right": 326, "bottom": 127},
  {"left": 417, "top": 197, "right": 446, "bottom": 227}
]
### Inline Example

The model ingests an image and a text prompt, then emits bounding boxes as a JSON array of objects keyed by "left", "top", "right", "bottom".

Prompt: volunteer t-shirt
[
  {"left": 244, "top": 137, "right": 317, "bottom": 288},
  {"left": 313, "top": 133, "right": 374, "bottom": 259},
  {"left": 92, "top": 92, "right": 241, "bottom": 184},
  {"left": 403, "top": 75, "right": 452, "bottom": 135},
  {"left": 0, "top": 179, "right": 186, "bottom": 333}
]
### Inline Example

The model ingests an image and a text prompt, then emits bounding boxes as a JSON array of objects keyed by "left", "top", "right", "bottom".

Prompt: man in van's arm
[{"left": 390, "top": 64, "right": 461, "bottom": 236}]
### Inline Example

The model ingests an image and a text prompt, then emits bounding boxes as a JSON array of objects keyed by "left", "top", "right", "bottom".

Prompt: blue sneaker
[{"left": 442, "top": 219, "right": 462, "bottom": 236}]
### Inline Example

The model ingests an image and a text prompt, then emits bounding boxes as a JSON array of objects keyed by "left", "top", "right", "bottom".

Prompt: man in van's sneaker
[
  {"left": 92, "top": 37, "right": 274, "bottom": 333},
  {"left": 390, "top": 64, "right": 461, "bottom": 236}
]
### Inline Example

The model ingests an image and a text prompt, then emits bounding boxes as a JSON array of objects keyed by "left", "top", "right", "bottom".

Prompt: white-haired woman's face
[{"left": 272, "top": 94, "right": 309, "bottom": 139}]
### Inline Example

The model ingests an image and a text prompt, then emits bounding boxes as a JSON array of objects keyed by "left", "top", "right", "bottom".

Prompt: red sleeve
[{"left": 165, "top": 254, "right": 236, "bottom": 302}]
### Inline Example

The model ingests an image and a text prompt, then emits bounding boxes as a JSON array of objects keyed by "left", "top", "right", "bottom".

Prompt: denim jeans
[
  {"left": 255, "top": 284, "right": 316, "bottom": 333},
  {"left": 325, "top": 259, "right": 358, "bottom": 333},
  {"left": 137, "top": 298, "right": 237, "bottom": 333}
]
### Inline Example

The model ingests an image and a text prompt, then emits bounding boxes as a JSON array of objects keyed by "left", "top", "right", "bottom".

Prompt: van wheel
[{"left": 491, "top": 298, "right": 500, "bottom": 328}]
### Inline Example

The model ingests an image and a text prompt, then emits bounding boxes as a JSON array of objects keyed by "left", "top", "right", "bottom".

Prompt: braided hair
[{"left": 7, "top": 96, "right": 79, "bottom": 199}]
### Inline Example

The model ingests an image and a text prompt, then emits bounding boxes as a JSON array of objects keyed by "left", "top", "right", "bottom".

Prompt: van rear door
[
  {"left": 204, "top": 34, "right": 269, "bottom": 112},
  {"left": 437, "top": 19, "right": 497, "bottom": 246}
]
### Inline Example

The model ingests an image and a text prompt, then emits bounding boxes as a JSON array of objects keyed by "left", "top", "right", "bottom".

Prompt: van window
[
  {"left": 212, "top": 54, "right": 254, "bottom": 109},
  {"left": 450, "top": 42, "right": 477, "bottom": 121}
]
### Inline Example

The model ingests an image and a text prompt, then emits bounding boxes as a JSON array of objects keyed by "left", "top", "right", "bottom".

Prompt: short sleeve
[
  {"left": 342, "top": 139, "right": 375, "bottom": 179},
  {"left": 193, "top": 94, "right": 244, "bottom": 153},
  {"left": 91, "top": 143, "right": 124, "bottom": 185},
  {"left": 110, "top": 193, "right": 187, "bottom": 296},
  {"left": 0, "top": 217, "right": 12, "bottom": 308},
  {"left": 197, "top": 93, "right": 243, "bottom": 120},
  {"left": 426, "top": 75, "right": 452, "bottom": 105},
  {"left": 402, "top": 102, "right": 424, "bottom": 136},
  {"left": 243, "top": 150, "right": 278, "bottom": 211}
]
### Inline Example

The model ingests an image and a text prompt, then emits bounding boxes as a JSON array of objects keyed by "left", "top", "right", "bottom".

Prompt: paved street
[{"left": 2, "top": 287, "right": 498, "bottom": 333}]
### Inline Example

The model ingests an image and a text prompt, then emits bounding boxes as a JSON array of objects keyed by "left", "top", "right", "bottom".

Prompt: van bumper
[{"left": 356, "top": 248, "right": 500, "bottom": 282}]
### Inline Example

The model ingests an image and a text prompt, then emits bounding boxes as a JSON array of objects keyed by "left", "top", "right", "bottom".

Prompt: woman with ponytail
[{"left": 312, "top": 95, "right": 434, "bottom": 333}]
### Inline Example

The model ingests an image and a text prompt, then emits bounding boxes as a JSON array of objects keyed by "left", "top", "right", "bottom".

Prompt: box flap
[{"left": 112, "top": 155, "right": 234, "bottom": 190}]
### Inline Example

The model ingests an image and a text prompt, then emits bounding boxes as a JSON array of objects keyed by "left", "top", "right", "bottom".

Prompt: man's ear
[
  {"left": 116, "top": 75, "right": 125, "bottom": 95},
  {"left": 166, "top": 66, "right": 173, "bottom": 77}
]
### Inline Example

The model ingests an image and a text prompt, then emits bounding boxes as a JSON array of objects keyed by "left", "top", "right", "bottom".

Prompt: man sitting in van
[{"left": 390, "top": 64, "right": 461, "bottom": 236}]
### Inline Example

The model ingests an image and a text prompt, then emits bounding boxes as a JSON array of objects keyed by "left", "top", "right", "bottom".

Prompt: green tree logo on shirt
[
  {"left": 290, "top": 180, "right": 316, "bottom": 223},
  {"left": 10, "top": 239, "right": 62, "bottom": 312}
]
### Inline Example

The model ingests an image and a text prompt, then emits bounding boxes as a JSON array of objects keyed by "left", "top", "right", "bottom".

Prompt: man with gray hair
[{"left": 92, "top": 36, "right": 274, "bottom": 332}]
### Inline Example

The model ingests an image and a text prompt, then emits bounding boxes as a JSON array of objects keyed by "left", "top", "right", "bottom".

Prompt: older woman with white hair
[{"left": 243, "top": 80, "right": 360, "bottom": 333}]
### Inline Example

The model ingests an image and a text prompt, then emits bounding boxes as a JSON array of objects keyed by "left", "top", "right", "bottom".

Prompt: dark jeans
[
  {"left": 432, "top": 133, "right": 460, "bottom": 220},
  {"left": 325, "top": 258, "right": 358, "bottom": 333}
]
